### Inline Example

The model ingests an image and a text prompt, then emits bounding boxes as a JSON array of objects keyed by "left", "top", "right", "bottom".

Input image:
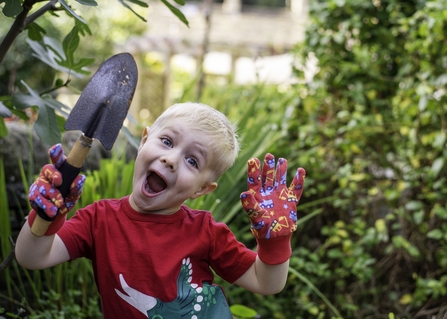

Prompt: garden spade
[{"left": 31, "top": 52, "right": 138, "bottom": 237}]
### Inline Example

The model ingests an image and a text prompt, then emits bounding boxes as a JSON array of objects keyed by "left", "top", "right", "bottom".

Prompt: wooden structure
[{"left": 117, "top": 0, "right": 308, "bottom": 126}]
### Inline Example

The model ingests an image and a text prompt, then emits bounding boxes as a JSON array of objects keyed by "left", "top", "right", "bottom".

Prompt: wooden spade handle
[{"left": 30, "top": 135, "right": 93, "bottom": 237}]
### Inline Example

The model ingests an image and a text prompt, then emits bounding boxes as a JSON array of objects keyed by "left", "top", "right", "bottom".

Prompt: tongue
[{"left": 147, "top": 173, "right": 166, "bottom": 193}]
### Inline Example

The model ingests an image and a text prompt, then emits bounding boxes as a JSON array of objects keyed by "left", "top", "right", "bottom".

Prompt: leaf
[
  {"left": 26, "top": 22, "right": 46, "bottom": 41},
  {"left": 405, "top": 200, "right": 423, "bottom": 211},
  {"left": 14, "top": 81, "right": 62, "bottom": 145},
  {"left": 431, "top": 157, "right": 444, "bottom": 177},
  {"left": 413, "top": 210, "right": 424, "bottom": 225},
  {"left": 35, "top": 103, "right": 62, "bottom": 146},
  {"left": 12, "top": 81, "right": 61, "bottom": 145},
  {"left": 27, "top": 39, "right": 65, "bottom": 71},
  {"left": 42, "top": 95, "right": 71, "bottom": 118},
  {"left": 42, "top": 36, "right": 66, "bottom": 61},
  {"left": 27, "top": 38, "right": 91, "bottom": 78},
  {"left": 74, "top": 17, "right": 92, "bottom": 36},
  {"left": 399, "top": 293, "right": 412, "bottom": 305},
  {"left": 418, "top": 94, "right": 428, "bottom": 111},
  {"left": 124, "top": 0, "right": 149, "bottom": 8},
  {"left": 0, "top": 102, "right": 12, "bottom": 118},
  {"left": 62, "top": 27, "right": 81, "bottom": 67},
  {"left": 58, "top": 0, "right": 87, "bottom": 24},
  {"left": 230, "top": 305, "right": 257, "bottom": 318},
  {"left": 160, "top": 0, "right": 189, "bottom": 26},
  {"left": 1, "top": 0, "right": 22, "bottom": 17},
  {"left": 173, "top": 0, "right": 185, "bottom": 5},
  {"left": 117, "top": 0, "right": 147, "bottom": 22},
  {"left": 121, "top": 126, "right": 140, "bottom": 149},
  {"left": 11, "top": 92, "right": 41, "bottom": 110},
  {"left": 0, "top": 118, "right": 8, "bottom": 138},
  {"left": 375, "top": 218, "right": 386, "bottom": 233},
  {"left": 75, "top": 0, "right": 97, "bottom": 6},
  {"left": 427, "top": 229, "right": 443, "bottom": 240}
]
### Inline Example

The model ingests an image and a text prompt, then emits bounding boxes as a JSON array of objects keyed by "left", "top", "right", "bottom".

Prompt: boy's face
[{"left": 130, "top": 118, "right": 217, "bottom": 215}]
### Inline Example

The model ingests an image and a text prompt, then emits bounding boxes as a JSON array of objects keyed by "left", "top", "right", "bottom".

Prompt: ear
[
  {"left": 190, "top": 182, "right": 218, "bottom": 200},
  {"left": 138, "top": 126, "right": 150, "bottom": 152}
]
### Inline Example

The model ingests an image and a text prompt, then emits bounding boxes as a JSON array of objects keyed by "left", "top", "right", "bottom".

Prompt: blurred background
[{"left": 1, "top": 0, "right": 447, "bottom": 318}]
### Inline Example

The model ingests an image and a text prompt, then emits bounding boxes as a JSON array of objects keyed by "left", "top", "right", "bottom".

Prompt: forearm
[
  {"left": 15, "top": 222, "right": 70, "bottom": 270},
  {"left": 234, "top": 256, "right": 290, "bottom": 295},
  {"left": 253, "top": 256, "right": 290, "bottom": 294}
]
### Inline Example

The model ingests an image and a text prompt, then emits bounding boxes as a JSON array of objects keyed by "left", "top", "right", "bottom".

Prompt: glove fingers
[
  {"left": 41, "top": 164, "right": 63, "bottom": 187},
  {"left": 261, "top": 153, "right": 275, "bottom": 190},
  {"left": 49, "top": 143, "right": 66, "bottom": 169},
  {"left": 64, "top": 175, "right": 85, "bottom": 203},
  {"left": 29, "top": 184, "right": 63, "bottom": 218},
  {"left": 69, "top": 174, "right": 85, "bottom": 196},
  {"left": 61, "top": 174, "right": 85, "bottom": 214},
  {"left": 246, "top": 157, "right": 261, "bottom": 193},
  {"left": 240, "top": 191, "right": 264, "bottom": 222},
  {"left": 289, "top": 167, "right": 306, "bottom": 203},
  {"left": 275, "top": 158, "right": 288, "bottom": 189}
]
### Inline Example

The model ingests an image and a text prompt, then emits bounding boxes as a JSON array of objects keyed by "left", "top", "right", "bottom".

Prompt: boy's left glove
[
  {"left": 240, "top": 153, "right": 305, "bottom": 265},
  {"left": 27, "top": 144, "right": 85, "bottom": 236}
]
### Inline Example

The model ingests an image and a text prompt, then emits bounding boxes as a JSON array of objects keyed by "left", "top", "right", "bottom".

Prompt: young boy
[{"left": 16, "top": 102, "right": 306, "bottom": 319}]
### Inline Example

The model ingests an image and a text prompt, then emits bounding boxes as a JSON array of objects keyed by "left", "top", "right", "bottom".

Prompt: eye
[
  {"left": 186, "top": 157, "right": 198, "bottom": 168},
  {"left": 161, "top": 137, "right": 172, "bottom": 147}
]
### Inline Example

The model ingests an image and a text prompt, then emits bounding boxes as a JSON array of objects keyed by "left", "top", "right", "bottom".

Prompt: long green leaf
[
  {"left": 75, "top": 0, "right": 97, "bottom": 6},
  {"left": 20, "top": 81, "right": 62, "bottom": 145},
  {"left": 0, "top": 118, "right": 8, "bottom": 138},
  {"left": 288, "top": 267, "right": 342, "bottom": 318},
  {"left": 62, "top": 27, "right": 80, "bottom": 68},
  {"left": 160, "top": 0, "right": 189, "bottom": 26},
  {"left": 0, "top": 156, "right": 13, "bottom": 300},
  {"left": 58, "top": 0, "right": 87, "bottom": 24},
  {"left": 117, "top": 0, "right": 147, "bottom": 22}
]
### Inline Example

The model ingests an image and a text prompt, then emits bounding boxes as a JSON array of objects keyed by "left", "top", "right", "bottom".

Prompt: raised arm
[
  {"left": 16, "top": 224, "right": 71, "bottom": 270},
  {"left": 234, "top": 153, "right": 305, "bottom": 295},
  {"left": 15, "top": 144, "right": 85, "bottom": 270}
]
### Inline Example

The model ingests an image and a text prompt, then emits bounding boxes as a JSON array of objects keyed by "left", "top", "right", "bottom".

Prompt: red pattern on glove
[
  {"left": 27, "top": 144, "right": 85, "bottom": 235},
  {"left": 240, "top": 153, "right": 305, "bottom": 264}
]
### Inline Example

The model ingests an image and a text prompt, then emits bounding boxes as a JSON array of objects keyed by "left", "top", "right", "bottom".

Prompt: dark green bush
[{"left": 268, "top": 0, "right": 447, "bottom": 318}]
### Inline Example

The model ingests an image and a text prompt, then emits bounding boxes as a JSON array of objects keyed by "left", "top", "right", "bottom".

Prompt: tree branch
[
  {"left": 25, "top": 0, "right": 58, "bottom": 26},
  {"left": 0, "top": 0, "right": 57, "bottom": 64}
]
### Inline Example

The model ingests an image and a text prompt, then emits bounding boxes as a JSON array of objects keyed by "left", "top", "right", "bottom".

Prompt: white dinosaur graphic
[{"left": 115, "top": 257, "right": 232, "bottom": 319}]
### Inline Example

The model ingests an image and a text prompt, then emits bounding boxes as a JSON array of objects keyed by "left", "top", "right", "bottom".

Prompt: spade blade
[{"left": 65, "top": 52, "right": 138, "bottom": 150}]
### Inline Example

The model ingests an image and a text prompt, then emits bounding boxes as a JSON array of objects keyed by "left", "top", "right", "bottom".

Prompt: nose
[{"left": 160, "top": 152, "right": 177, "bottom": 171}]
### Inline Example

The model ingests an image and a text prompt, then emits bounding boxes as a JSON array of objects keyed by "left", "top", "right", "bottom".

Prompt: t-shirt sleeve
[
  {"left": 207, "top": 217, "right": 257, "bottom": 283},
  {"left": 57, "top": 204, "right": 96, "bottom": 260}
]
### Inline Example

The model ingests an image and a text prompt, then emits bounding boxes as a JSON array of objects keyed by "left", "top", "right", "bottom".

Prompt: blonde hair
[{"left": 151, "top": 102, "right": 239, "bottom": 180}]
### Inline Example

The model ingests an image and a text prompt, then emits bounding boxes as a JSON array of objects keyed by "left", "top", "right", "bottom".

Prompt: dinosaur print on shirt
[{"left": 115, "top": 258, "right": 232, "bottom": 319}]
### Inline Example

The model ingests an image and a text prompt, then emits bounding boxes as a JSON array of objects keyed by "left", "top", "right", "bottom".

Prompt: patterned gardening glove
[
  {"left": 240, "top": 153, "right": 305, "bottom": 265},
  {"left": 27, "top": 144, "right": 85, "bottom": 235}
]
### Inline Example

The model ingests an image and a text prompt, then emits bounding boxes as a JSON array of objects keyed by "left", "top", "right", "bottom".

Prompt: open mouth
[{"left": 145, "top": 172, "right": 167, "bottom": 193}]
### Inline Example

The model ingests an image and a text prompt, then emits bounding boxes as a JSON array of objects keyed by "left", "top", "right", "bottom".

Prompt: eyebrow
[
  {"left": 195, "top": 143, "right": 208, "bottom": 162},
  {"left": 164, "top": 127, "right": 209, "bottom": 162}
]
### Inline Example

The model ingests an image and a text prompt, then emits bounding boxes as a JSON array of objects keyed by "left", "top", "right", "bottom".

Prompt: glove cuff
[
  {"left": 27, "top": 209, "right": 66, "bottom": 236},
  {"left": 256, "top": 234, "right": 292, "bottom": 265}
]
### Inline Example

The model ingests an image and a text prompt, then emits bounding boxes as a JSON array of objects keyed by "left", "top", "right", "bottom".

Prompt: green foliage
[
  {"left": 0, "top": 289, "right": 102, "bottom": 319},
  {"left": 230, "top": 304, "right": 257, "bottom": 319},
  {"left": 2, "top": 1, "right": 447, "bottom": 317},
  {"left": 282, "top": 0, "right": 447, "bottom": 317},
  {"left": 0, "top": 0, "right": 188, "bottom": 142}
]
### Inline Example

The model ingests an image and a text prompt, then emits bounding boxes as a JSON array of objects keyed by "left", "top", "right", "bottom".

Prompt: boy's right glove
[
  {"left": 27, "top": 144, "right": 85, "bottom": 236},
  {"left": 240, "top": 153, "right": 305, "bottom": 265}
]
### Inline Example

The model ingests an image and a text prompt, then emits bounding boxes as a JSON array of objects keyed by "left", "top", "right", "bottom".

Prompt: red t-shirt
[{"left": 58, "top": 196, "right": 257, "bottom": 319}]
